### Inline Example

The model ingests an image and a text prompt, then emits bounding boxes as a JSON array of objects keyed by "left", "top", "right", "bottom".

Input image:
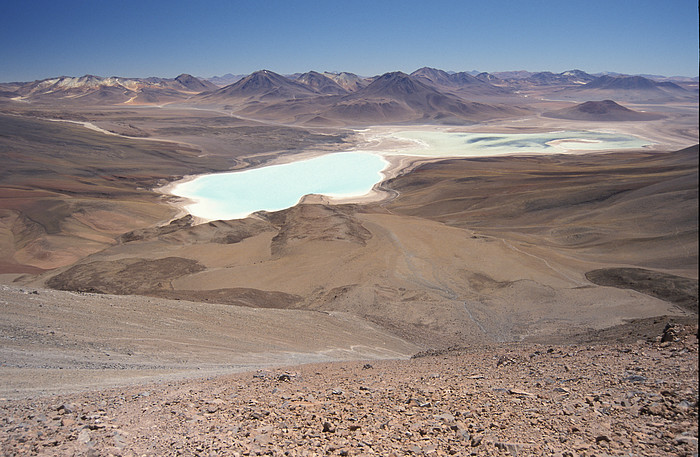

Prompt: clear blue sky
[{"left": 1, "top": 0, "right": 698, "bottom": 82}]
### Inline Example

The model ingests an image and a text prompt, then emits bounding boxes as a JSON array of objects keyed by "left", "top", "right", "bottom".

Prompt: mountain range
[
  {"left": 1, "top": 68, "right": 696, "bottom": 124},
  {"left": 3, "top": 74, "right": 218, "bottom": 105}
]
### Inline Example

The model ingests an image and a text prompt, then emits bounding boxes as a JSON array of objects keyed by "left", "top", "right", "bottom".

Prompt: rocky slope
[{"left": 1, "top": 323, "right": 696, "bottom": 456}]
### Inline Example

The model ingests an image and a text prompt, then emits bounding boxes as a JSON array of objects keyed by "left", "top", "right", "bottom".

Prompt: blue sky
[{"left": 1, "top": 0, "right": 698, "bottom": 82}]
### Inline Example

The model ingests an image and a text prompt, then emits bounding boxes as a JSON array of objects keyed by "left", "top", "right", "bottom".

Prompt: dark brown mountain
[
  {"left": 296, "top": 71, "right": 348, "bottom": 95},
  {"left": 449, "top": 71, "right": 493, "bottom": 86},
  {"left": 410, "top": 67, "right": 509, "bottom": 97},
  {"left": 584, "top": 75, "right": 670, "bottom": 90},
  {"left": 543, "top": 100, "right": 665, "bottom": 121},
  {"left": 199, "top": 70, "right": 318, "bottom": 102},
  {"left": 358, "top": 71, "right": 438, "bottom": 99},
  {"left": 559, "top": 75, "right": 693, "bottom": 102},
  {"left": 323, "top": 71, "right": 527, "bottom": 123},
  {"left": 173, "top": 74, "right": 218, "bottom": 92},
  {"left": 409, "top": 67, "right": 454, "bottom": 87},
  {"left": 231, "top": 71, "right": 528, "bottom": 125}
]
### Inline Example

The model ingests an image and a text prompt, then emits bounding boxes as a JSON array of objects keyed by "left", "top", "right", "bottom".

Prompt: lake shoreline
[{"left": 161, "top": 127, "right": 653, "bottom": 223}]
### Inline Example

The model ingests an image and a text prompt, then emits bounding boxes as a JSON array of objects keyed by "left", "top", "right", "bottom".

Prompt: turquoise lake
[
  {"left": 170, "top": 130, "right": 651, "bottom": 221},
  {"left": 385, "top": 130, "right": 651, "bottom": 156},
  {"left": 172, "top": 151, "right": 389, "bottom": 221}
]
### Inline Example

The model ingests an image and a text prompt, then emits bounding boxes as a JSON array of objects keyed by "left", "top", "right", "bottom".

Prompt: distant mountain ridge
[
  {"left": 323, "top": 72, "right": 368, "bottom": 92},
  {"left": 409, "top": 67, "right": 507, "bottom": 95},
  {"left": 200, "top": 70, "right": 319, "bottom": 102},
  {"left": 196, "top": 69, "right": 528, "bottom": 125},
  {"left": 556, "top": 74, "right": 695, "bottom": 103},
  {"left": 304, "top": 71, "right": 528, "bottom": 124},
  {"left": 582, "top": 75, "right": 685, "bottom": 91},
  {"left": 4, "top": 73, "right": 217, "bottom": 104},
  {"left": 295, "top": 71, "right": 348, "bottom": 95},
  {"left": 483, "top": 69, "right": 597, "bottom": 87},
  {"left": 1, "top": 67, "right": 695, "bottom": 123},
  {"left": 205, "top": 73, "right": 247, "bottom": 87}
]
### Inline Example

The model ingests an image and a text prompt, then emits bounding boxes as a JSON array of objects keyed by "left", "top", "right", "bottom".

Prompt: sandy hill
[
  {"left": 23, "top": 142, "right": 698, "bottom": 349},
  {"left": 543, "top": 99, "right": 665, "bottom": 121}
]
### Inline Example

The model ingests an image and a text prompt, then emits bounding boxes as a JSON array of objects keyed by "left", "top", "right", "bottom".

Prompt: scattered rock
[
  {"left": 57, "top": 403, "right": 74, "bottom": 415},
  {"left": 434, "top": 413, "right": 455, "bottom": 423},
  {"left": 495, "top": 441, "right": 523, "bottom": 456},
  {"left": 77, "top": 429, "right": 91, "bottom": 445},
  {"left": 508, "top": 389, "right": 535, "bottom": 397},
  {"left": 675, "top": 434, "right": 698, "bottom": 447},
  {"left": 60, "top": 417, "right": 76, "bottom": 427},
  {"left": 113, "top": 430, "right": 128, "bottom": 449},
  {"left": 661, "top": 323, "right": 679, "bottom": 342},
  {"left": 0, "top": 340, "right": 696, "bottom": 456},
  {"left": 322, "top": 421, "right": 335, "bottom": 433},
  {"left": 624, "top": 375, "right": 647, "bottom": 382}
]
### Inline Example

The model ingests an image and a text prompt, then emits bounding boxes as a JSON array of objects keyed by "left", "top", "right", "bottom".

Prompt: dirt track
[{"left": 0, "top": 285, "right": 419, "bottom": 399}]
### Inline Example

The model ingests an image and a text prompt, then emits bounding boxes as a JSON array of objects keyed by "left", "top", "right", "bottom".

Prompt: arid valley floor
[{"left": 0, "top": 69, "right": 697, "bottom": 455}]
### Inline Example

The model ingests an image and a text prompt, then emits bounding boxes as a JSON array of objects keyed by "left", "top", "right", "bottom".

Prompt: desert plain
[{"left": 0, "top": 69, "right": 697, "bottom": 455}]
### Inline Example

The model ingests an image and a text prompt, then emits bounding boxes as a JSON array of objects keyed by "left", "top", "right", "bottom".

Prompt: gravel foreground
[{"left": 1, "top": 324, "right": 697, "bottom": 457}]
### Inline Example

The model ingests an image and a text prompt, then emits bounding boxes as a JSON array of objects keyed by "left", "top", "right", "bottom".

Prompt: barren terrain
[
  {"left": 1, "top": 322, "right": 697, "bottom": 456},
  {"left": 0, "top": 68, "right": 697, "bottom": 455}
]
